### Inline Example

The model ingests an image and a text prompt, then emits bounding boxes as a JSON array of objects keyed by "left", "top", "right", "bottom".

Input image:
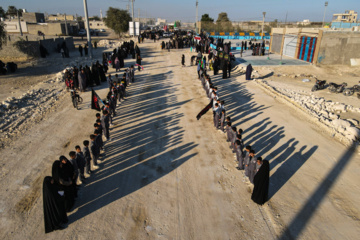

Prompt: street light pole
[
  {"left": 83, "top": 0, "right": 92, "bottom": 58},
  {"left": 261, "top": 12, "right": 266, "bottom": 40},
  {"left": 131, "top": 0, "right": 136, "bottom": 36},
  {"left": 195, "top": 0, "right": 198, "bottom": 34},
  {"left": 322, "top": 1, "right": 329, "bottom": 28}
]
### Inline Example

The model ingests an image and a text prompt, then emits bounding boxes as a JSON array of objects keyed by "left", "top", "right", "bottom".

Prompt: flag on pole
[
  {"left": 135, "top": 63, "right": 144, "bottom": 70},
  {"left": 91, "top": 88, "right": 101, "bottom": 111}
]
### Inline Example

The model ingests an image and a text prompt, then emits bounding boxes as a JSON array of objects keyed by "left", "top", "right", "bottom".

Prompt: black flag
[
  {"left": 91, "top": 89, "right": 101, "bottom": 111},
  {"left": 196, "top": 99, "right": 213, "bottom": 120}
]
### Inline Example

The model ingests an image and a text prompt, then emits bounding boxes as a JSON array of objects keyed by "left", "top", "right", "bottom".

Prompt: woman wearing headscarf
[
  {"left": 115, "top": 57, "right": 120, "bottom": 72},
  {"left": 52, "top": 156, "right": 76, "bottom": 212},
  {"left": 78, "top": 68, "right": 86, "bottom": 92},
  {"left": 251, "top": 158, "right": 269, "bottom": 205},
  {"left": 246, "top": 64, "right": 253, "bottom": 80},
  {"left": 43, "top": 176, "right": 68, "bottom": 233}
]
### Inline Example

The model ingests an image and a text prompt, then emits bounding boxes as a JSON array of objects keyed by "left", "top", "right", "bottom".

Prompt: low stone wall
[
  {"left": 0, "top": 41, "right": 40, "bottom": 61},
  {"left": 0, "top": 37, "right": 75, "bottom": 61}
]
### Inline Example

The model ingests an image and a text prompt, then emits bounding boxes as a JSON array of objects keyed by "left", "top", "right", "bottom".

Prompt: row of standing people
[
  {"left": 43, "top": 57, "right": 138, "bottom": 233},
  {"left": 196, "top": 61, "right": 270, "bottom": 206}
]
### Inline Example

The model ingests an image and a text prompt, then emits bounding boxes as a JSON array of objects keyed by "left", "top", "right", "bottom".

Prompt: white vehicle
[{"left": 163, "top": 32, "right": 171, "bottom": 38}]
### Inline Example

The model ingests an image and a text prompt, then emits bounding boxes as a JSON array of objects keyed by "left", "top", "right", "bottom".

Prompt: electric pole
[
  {"left": 83, "top": 0, "right": 92, "bottom": 58},
  {"left": 322, "top": 1, "right": 329, "bottom": 28},
  {"left": 64, "top": 13, "right": 69, "bottom": 36},
  {"left": 17, "top": 10, "right": 23, "bottom": 36},
  {"left": 195, "top": 0, "right": 198, "bottom": 34},
  {"left": 261, "top": 12, "right": 266, "bottom": 40},
  {"left": 131, "top": 0, "right": 136, "bottom": 36}
]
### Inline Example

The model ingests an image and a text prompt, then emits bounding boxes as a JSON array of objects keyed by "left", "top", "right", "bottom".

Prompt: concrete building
[
  {"left": 84, "top": 20, "right": 108, "bottom": 30},
  {"left": 48, "top": 14, "right": 75, "bottom": 21},
  {"left": 297, "top": 20, "right": 311, "bottom": 26},
  {"left": 332, "top": 10, "right": 358, "bottom": 23},
  {"left": 156, "top": 18, "right": 167, "bottom": 26},
  {"left": 22, "top": 12, "right": 45, "bottom": 23},
  {"left": 270, "top": 27, "right": 360, "bottom": 65}
]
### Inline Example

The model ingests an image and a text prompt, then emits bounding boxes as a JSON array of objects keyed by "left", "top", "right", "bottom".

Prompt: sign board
[{"left": 129, "top": 22, "right": 140, "bottom": 36}]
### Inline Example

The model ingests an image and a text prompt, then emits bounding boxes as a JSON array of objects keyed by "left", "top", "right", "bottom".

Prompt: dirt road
[{"left": 0, "top": 40, "right": 359, "bottom": 240}]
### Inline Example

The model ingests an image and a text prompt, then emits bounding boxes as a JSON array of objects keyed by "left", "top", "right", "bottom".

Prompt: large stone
[
  {"left": 345, "top": 127, "right": 360, "bottom": 141},
  {"left": 332, "top": 119, "right": 352, "bottom": 129},
  {"left": 331, "top": 104, "right": 347, "bottom": 112}
]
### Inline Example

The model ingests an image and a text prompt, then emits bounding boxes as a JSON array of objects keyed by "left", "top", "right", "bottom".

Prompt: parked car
[
  {"left": 99, "top": 29, "right": 106, "bottom": 32},
  {"left": 163, "top": 32, "right": 171, "bottom": 38},
  {"left": 78, "top": 29, "right": 86, "bottom": 36}
]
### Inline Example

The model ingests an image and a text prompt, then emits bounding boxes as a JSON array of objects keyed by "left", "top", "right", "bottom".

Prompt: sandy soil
[{"left": 0, "top": 40, "right": 359, "bottom": 240}]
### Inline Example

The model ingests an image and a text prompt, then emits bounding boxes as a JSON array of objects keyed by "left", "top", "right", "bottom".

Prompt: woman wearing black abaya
[
  {"left": 96, "top": 61, "right": 106, "bottom": 82},
  {"left": 84, "top": 65, "right": 93, "bottom": 87},
  {"left": 91, "top": 63, "right": 101, "bottom": 86},
  {"left": 43, "top": 176, "right": 68, "bottom": 233},
  {"left": 246, "top": 64, "right": 253, "bottom": 80},
  {"left": 52, "top": 156, "right": 76, "bottom": 212},
  {"left": 251, "top": 160, "right": 269, "bottom": 205}
]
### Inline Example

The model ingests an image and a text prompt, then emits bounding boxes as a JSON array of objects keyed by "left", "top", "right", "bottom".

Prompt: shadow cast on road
[{"left": 68, "top": 53, "right": 197, "bottom": 223}]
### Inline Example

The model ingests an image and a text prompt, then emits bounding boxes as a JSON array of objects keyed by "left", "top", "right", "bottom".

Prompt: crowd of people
[
  {"left": 43, "top": 44, "right": 139, "bottom": 233},
  {"left": 193, "top": 33, "right": 269, "bottom": 206}
]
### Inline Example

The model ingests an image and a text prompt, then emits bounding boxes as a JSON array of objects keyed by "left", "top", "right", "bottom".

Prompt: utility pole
[
  {"left": 83, "top": 0, "right": 92, "bottom": 58},
  {"left": 131, "top": 0, "right": 135, "bottom": 36},
  {"left": 261, "top": 12, "right": 266, "bottom": 40},
  {"left": 64, "top": 13, "right": 69, "bottom": 35},
  {"left": 195, "top": 0, "right": 198, "bottom": 34},
  {"left": 100, "top": 9, "right": 103, "bottom": 20},
  {"left": 285, "top": 11, "right": 288, "bottom": 26},
  {"left": 17, "top": 10, "right": 23, "bottom": 36},
  {"left": 322, "top": 1, "right": 329, "bottom": 28}
]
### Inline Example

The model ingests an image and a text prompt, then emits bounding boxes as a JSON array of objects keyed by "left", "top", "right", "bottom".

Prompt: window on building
[
  {"left": 90, "top": 23, "right": 92, "bottom": 26},
  {"left": 97, "top": 24, "right": 99, "bottom": 26}
]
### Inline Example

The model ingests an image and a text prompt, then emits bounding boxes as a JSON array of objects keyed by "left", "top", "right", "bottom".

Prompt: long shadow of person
[{"left": 268, "top": 145, "right": 318, "bottom": 200}]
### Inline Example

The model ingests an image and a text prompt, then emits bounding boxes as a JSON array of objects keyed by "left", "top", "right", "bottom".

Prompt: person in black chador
[
  {"left": 43, "top": 176, "right": 68, "bottom": 233},
  {"left": 246, "top": 64, "right": 253, "bottom": 80},
  {"left": 222, "top": 59, "right": 227, "bottom": 79},
  {"left": 84, "top": 44, "right": 88, "bottom": 56},
  {"left": 91, "top": 63, "right": 100, "bottom": 86},
  {"left": 52, "top": 156, "right": 77, "bottom": 212},
  {"left": 251, "top": 159, "right": 269, "bottom": 205},
  {"left": 78, "top": 45, "right": 83, "bottom": 57},
  {"left": 97, "top": 61, "right": 107, "bottom": 82}
]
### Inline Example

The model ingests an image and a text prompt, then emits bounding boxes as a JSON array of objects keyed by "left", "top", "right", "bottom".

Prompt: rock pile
[
  {"left": 256, "top": 79, "right": 360, "bottom": 144},
  {"left": 0, "top": 85, "right": 65, "bottom": 147}
]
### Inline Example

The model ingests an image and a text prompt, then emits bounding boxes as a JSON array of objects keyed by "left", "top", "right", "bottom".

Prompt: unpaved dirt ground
[{"left": 0, "top": 40, "right": 359, "bottom": 240}]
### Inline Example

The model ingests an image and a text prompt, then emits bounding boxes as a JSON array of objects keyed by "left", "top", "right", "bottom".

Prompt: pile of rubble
[
  {"left": 256, "top": 79, "right": 360, "bottom": 145},
  {"left": 0, "top": 85, "right": 65, "bottom": 147},
  {"left": 97, "top": 40, "right": 122, "bottom": 49}
]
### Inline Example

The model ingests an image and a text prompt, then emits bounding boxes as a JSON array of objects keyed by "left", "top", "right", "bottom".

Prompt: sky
[{"left": 1, "top": 0, "right": 360, "bottom": 23}]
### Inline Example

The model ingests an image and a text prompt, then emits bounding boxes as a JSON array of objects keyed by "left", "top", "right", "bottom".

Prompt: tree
[
  {"left": 216, "top": 12, "right": 230, "bottom": 23},
  {"left": 270, "top": 19, "right": 278, "bottom": 28},
  {"left": 0, "top": 22, "right": 7, "bottom": 50},
  {"left": 6, "top": 6, "right": 22, "bottom": 17},
  {"left": 104, "top": 7, "right": 131, "bottom": 37},
  {"left": 0, "top": 7, "right": 5, "bottom": 18},
  {"left": 201, "top": 14, "right": 214, "bottom": 22},
  {"left": 89, "top": 15, "right": 101, "bottom": 21}
]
